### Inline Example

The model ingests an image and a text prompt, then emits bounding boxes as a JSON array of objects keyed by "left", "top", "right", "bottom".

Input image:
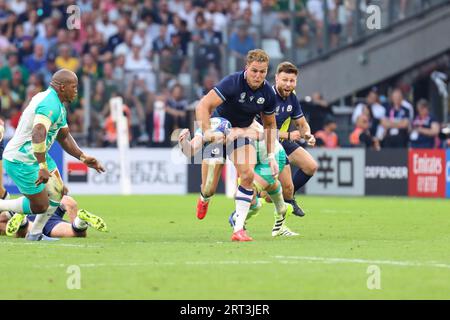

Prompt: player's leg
[
  {"left": 280, "top": 141, "right": 307, "bottom": 216},
  {"left": 288, "top": 146, "right": 318, "bottom": 193},
  {"left": 266, "top": 179, "right": 298, "bottom": 237},
  {"left": 0, "top": 212, "right": 9, "bottom": 235},
  {"left": 259, "top": 149, "right": 298, "bottom": 237},
  {"left": 49, "top": 221, "right": 86, "bottom": 238},
  {"left": 283, "top": 142, "right": 317, "bottom": 216},
  {"left": 61, "top": 195, "right": 108, "bottom": 232},
  {"left": 228, "top": 176, "right": 266, "bottom": 229},
  {"left": 0, "top": 162, "right": 9, "bottom": 200},
  {"left": 1, "top": 211, "right": 31, "bottom": 238},
  {"left": 229, "top": 140, "right": 256, "bottom": 241},
  {"left": 0, "top": 140, "right": 10, "bottom": 199},
  {"left": 26, "top": 212, "right": 86, "bottom": 238},
  {"left": 278, "top": 163, "right": 304, "bottom": 217},
  {"left": 28, "top": 161, "right": 68, "bottom": 240},
  {"left": 0, "top": 159, "right": 48, "bottom": 237},
  {"left": 197, "top": 159, "right": 223, "bottom": 219},
  {"left": 3, "top": 159, "right": 64, "bottom": 240}
]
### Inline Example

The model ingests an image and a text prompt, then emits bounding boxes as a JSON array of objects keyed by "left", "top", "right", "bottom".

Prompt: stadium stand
[{"left": 0, "top": 0, "right": 448, "bottom": 149}]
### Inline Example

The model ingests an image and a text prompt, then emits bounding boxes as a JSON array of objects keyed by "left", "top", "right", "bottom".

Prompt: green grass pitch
[{"left": 1, "top": 195, "right": 450, "bottom": 299}]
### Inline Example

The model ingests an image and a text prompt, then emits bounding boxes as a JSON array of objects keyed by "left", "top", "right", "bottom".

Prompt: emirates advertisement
[{"left": 408, "top": 149, "right": 446, "bottom": 198}]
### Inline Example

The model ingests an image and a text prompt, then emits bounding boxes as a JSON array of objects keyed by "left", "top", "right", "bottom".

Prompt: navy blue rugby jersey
[
  {"left": 255, "top": 86, "right": 304, "bottom": 132},
  {"left": 213, "top": 71, "right": 276, "bottom": 128},
  {"left": 272, "top": 86, "right": 304, "bottom": 133}
]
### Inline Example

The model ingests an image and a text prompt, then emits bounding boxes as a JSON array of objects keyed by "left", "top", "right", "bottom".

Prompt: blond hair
[{"left": 246, "top": 49, "right": 270, "bottom": 65}]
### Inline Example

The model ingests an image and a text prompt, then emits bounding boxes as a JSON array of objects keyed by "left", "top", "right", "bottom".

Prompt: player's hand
[
  {"left": 81, "top": 154, "right": 105, "bottom": 173},
  {"left": 226, "top": 128, "right": 243, "bottom": 143},
  {"left": 63, "top": 185, "right": 69, "bottom": 196},
  {"left": 35, "top": 168, "right": 51, "bottom": 186},
  {"left": 204, "top": 129, "right": 225, "bottom": 144},
  {"left": 268, "top": 157, "right": 279, "bottom": 180},
  {"left": 178, "top": 128, "right": 191, "bottom": 143},
  {"left": 304, "top": 133, "right": 316, "bottom": 146},
  {"left": 289, "top": 130, "right": 302, "bottom": 141}
]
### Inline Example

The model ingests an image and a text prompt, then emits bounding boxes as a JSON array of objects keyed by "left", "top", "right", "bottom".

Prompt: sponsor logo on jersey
[{"left": 238, "top": 92, "right": 246, "bottom": 103}]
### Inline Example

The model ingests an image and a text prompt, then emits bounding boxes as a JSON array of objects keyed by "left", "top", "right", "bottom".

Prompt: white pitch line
[
  {"left": 1, "top": 242, "right": 102, "bottom": 248},
  {"left": 30, "top": 256, "right": 450, "bottom": 270},
  {"left": 274, "top": 255, "right": 450, "bottom": 269},
  {"left": 33, "top": 261, "right": 177, "bottom": 268}
]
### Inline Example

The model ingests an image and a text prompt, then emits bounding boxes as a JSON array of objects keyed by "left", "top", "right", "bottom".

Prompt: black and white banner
[
  {"left": 64, "top": 148, "right": 187, "bottom": 194},
  {"left": 305, "top": 149, "right": 365, "bottom": 196},
  {"left": 365, "top": 149, "right": 408, "bottom": 196}
]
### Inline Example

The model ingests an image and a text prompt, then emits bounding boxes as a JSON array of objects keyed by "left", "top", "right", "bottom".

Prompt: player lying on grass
[
  {"left": 0, "top": 195, "right": 108, "bottom": 238},
  {"left": 179, "top": 120, "right": 298, "bottom": 239}
]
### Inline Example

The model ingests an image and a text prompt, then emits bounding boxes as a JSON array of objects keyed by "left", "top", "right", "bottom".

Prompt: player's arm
[
  {"left": 295, "top": 117, "right": 315, "bottom": 146},
  {"left": 32, "top": 114, "right": 51, "bottom": 185},
  {"left": 261, "top": 113, "right": 277, "bottom": 152},
  {"left": 178, "top": 129, "right": 203, "bottom": 157},
  {"left": 195, "top": 89, "right": 224, "bottom": 142},
  {"left": 57, "top": 127, "right": 105, "bottom": 173},
  {"left": 227, "top": 126, "right": 263, "bottom": 142},
  {"left": 261, "top": 112, "right": 279, "bottom": 177},
  {"left": 277, "top": 117, "right": 310, "bottom": 142}
]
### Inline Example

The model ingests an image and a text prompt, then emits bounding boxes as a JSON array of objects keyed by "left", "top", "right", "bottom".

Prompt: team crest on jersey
[
  {"left": 238, "top": 92, "right": 246, "bottom": 103},
  {"left": 249, "top": 96, "right": 254, "bottom": 102},
  {"left": 287, "top": 105, "right": 292, "bottom": 112},
  {"left": 257, "top": 97, "right": 265, "bottom": 104}
]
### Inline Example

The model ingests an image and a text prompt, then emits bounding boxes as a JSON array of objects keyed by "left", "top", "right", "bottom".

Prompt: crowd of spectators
[
  {"left": 0, "top": 0, "right": 444, "bottom": 149},
  {"left": 349, "top": 87, "right": 447, "bottom": 149},
  {"left": 298, "top": 84, "right": 449, "bottom": 150}
]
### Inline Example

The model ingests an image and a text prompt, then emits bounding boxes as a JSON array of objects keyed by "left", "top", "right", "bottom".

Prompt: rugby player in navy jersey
[
  {"left": 195, "top": 49, "right": 278, "bottom": 242},
  {"left": 271, "top": 62, "right": 317, "bottom": 216}
]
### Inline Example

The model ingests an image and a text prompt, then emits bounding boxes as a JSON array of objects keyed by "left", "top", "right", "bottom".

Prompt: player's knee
[
  {"left": 62, "top": 196, "right": 77, "bottom": 212},
  {"left": 306, "top": 159, "right": 318, "bottom": 176},
  {"left": 239, "top": 169, "right": 254, "bottom": 186},
  {"left": 32, "top": 203, "right": 49, "bottom": 214}
]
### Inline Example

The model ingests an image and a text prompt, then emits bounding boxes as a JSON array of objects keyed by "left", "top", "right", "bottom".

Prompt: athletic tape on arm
[{"left": 32, "top": 115, "right": 51, "bottom": 153}]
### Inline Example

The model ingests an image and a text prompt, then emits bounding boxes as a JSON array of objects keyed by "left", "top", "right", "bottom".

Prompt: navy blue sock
[
  {"left": 293, "top": 169, "right": 313, "bottom": 193},
  {"left": 54, "top": 206, "right": 66, "bottom": 218}
]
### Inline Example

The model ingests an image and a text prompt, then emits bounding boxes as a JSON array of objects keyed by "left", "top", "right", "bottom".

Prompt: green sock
[{"left": 268, "top": 185, "right": 286, "bottom": 217}]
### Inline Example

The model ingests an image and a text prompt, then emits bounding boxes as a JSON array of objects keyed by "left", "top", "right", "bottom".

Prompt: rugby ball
[{"left": 210, "top": 117, "right": 231, "bottom": 135}]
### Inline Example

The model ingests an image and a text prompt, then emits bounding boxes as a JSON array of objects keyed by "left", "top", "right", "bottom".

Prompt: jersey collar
[{"left": 48, "top": 86, "right": 64, "bottom": 107}]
